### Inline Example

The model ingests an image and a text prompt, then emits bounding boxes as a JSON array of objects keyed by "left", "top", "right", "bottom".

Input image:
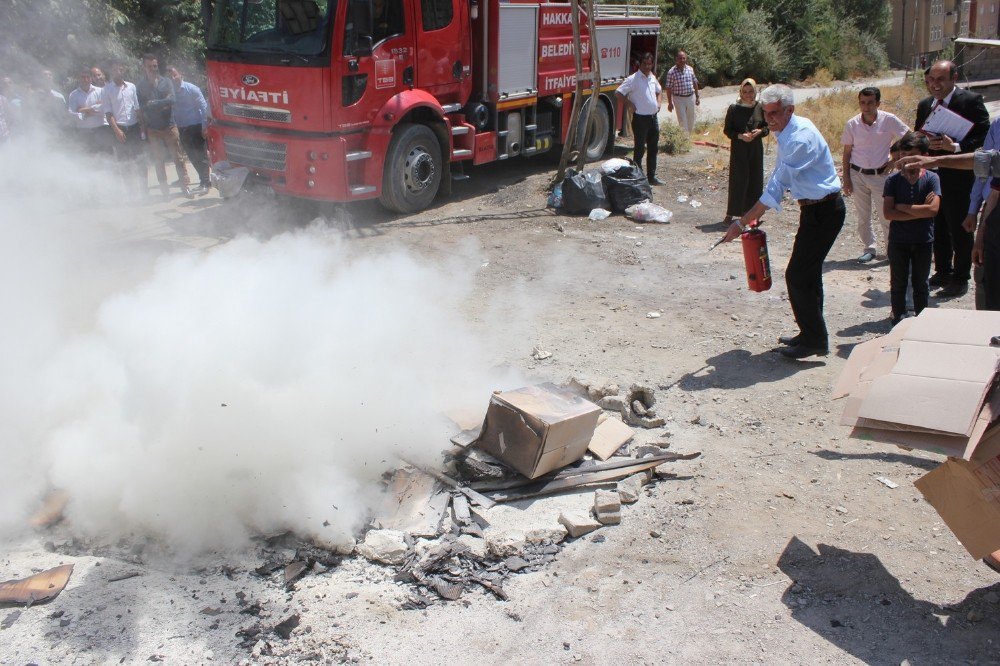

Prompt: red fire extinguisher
[{"left": 741, "top": 220, "right": 772, "bottom": 292}]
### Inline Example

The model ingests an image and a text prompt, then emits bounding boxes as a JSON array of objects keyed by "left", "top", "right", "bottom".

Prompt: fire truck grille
[
  {"left": 222, "top": 103, "right": 292, "bottom": 124},
  {"left": 224, "top": 136, "right": 287, "bottom": 172}
]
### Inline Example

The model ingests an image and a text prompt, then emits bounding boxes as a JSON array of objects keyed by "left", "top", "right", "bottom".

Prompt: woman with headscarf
[{"left": 722, "top": 78, "right": 769, "bottom": 225}]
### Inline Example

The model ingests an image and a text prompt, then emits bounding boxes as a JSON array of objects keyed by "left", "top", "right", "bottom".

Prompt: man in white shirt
[
  {"left": 841, "top": 87, "right": 909, "bottom": 262},
  {"left": 101, "top": 60, "right": 146, "bottom": 199},
  {"left": 615, "top": 52, "right": 663, "bottom": 185},
  {"left": 68, "top": 68, "right": 108, "bottom": 152}
]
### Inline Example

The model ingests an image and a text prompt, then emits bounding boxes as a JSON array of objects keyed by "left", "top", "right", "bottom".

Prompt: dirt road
[{"left": 3, "top": 143, "right": 999, "bottom": 665}]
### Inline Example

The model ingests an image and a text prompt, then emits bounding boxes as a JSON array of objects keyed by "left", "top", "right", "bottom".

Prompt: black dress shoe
[
  {"left": 928, "top": 272, "right": 951, "bottom": 287},
  {"left": 937, "top": 280, "right": 969, "bottom": 298},
  {"left": 649, "top": 176, "right": 665, "bottom": 186},
  {"left": 778, "top": 333, "right": 801, "bottom": 346},
  {"left": 779, "top": 344, "right": 829, "bottom": 359}
]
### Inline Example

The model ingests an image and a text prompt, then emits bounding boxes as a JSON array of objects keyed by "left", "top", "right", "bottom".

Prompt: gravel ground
[{"left": 1, "top": 138, "right": 998, "bottom": 665}]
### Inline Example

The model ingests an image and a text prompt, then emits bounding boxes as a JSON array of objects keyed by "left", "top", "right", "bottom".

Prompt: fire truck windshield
[{"left": 208, "top": 0, "right": 335, "bottom": 56}]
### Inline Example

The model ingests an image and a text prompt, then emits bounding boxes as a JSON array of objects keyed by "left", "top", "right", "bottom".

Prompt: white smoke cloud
[{"left": 0, "top": 134, "right": 519, "bottom": 554}]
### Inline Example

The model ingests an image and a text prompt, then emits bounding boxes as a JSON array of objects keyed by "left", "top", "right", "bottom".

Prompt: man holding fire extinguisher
[{"left": 722, "top": 84, "right": 845, "bottom": 359}]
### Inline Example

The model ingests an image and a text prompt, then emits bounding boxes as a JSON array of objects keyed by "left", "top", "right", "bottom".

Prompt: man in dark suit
[{"left": 915, "top": 60, "right": 990, "bottom": 297}]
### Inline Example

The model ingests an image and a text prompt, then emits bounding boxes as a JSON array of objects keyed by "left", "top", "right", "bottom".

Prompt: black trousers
[
  {"left": 785, "top": 195, "right": 845, "bottom": 348},
  {"left": 630, "top": 113, "right": 659, "bottom": 180},
  {"left": 888, "top": 241, "right": 932, "bottom": 318},
  {"left": 178, "top": 124, "right": 210, "bottom": 187},
  {"left": 934, "top": 169, "right": 975, "bottom": 282},
  {"left": 982, "top": 205, "right": 1000, "bottom": 311}
]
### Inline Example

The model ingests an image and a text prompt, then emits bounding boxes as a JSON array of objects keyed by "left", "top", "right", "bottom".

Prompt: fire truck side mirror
[{"left": 354, "top": 35, "right": 373, "bottom": 57}]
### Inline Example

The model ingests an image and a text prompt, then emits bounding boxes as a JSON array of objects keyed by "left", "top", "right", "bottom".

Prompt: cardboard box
[
  {"left": 915, "top": 427, "right": 1000, "bottom": 559},
  {"left": 476, "top": 383, "right": 601, "bottom": 479},
  {"left": 834, "top": 309, "right": 1000, "bottom": 458}
]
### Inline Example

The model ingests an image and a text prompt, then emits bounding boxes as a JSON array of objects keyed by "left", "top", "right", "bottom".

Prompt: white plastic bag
[
  {"left": 600, "top": 157, "right": 631, "bottom": 174},
  {"left": 625, "top": 201, "right": 672, "bottom": 224},
  {"left": 588, "top": 208, "right": 612, "bottom": 220}
]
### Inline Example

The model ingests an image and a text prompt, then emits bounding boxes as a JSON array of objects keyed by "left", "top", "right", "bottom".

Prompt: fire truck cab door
[
  {"left": 339, "top": 0, "right": 412, "bottom": 124},
  {"left": 413, "top": 0, "right": 472, "bottom": 104}
]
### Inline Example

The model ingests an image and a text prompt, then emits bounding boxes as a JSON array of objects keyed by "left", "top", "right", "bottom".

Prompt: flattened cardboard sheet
[
  {"left": 587, "top": 413, "right": 635, "bottom": 460},
  {"left": 0, "top": 564, "right": 73, "bottom": 606},
  {"left": 915, "top": 428, "right": 1000, "bottom": 559}
]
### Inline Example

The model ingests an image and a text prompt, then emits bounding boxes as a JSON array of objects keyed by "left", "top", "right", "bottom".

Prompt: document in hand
[{"left": 921, "top": 104, "right": 974, "bottom": 142}]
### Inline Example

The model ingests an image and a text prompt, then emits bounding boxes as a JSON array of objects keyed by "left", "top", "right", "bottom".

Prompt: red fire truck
[{"left": 203, "top": 0, "right": 659, "bottom": 212}]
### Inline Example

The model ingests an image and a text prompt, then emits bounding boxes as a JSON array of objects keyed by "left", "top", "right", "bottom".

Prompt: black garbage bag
[
  {"left": 561, "top": 168, "right": 610, "bottom": 215},
  {"left": 602, "top": 161, "right": 652, "bottom": 212}
]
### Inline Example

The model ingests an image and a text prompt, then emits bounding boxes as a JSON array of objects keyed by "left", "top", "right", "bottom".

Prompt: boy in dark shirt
[{"left": 883, "top": 132, "right": 941, "bottom": 325}]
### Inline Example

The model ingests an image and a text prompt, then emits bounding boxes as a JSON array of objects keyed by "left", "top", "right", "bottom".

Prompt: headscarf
[{"left": 738, "top": 78, "right": 757, "bottom": 107}]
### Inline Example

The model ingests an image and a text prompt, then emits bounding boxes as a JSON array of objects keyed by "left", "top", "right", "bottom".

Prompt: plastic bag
[
  {"left": 625, "top": 201, "right": 673, "bottom": 224},
  {"left": 588, "top": 208, "right": 611, "bottom": 220},
  {"left": 561, "top": 168, "right": 610, "bottom": 214},
  {"left": 547, "top": 183, "right": 563, "bottom": 209},
  {"left": 600, "top": 157, "right": 631, "bottom": 174},
  {"left": 210, "top": 161, "right": 250, "bottom": 199},
  {"left": 602, "top": 161, "right": 653, "bottom": 212}
]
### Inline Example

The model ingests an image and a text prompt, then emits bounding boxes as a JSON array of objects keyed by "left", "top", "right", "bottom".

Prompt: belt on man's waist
[
  {"left": 633, "top": 113, "right": 657, "bottom": 117},
  {"left": 797, "top": 191, "right": 841, "bottom": 207},
  {"left": 672, "top": 92, "right": 694, "bottom": 97},
  {"left": 850, "top": 163, "right": 889, "bottom": 176}
]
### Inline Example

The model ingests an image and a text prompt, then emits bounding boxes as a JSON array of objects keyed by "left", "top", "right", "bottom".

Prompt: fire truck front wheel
[{"left": 380, "top": 123, "right": 442, "bottom": 214}]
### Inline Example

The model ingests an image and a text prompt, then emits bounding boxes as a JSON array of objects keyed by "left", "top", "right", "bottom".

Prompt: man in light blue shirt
[
  {"left": 723, "top": 84, "right": 845, "bottom": 359},
  {"left": 167, "top": 65, "right": 211, "bottom": 194}
]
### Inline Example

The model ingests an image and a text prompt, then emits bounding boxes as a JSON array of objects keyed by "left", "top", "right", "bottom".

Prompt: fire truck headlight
[
  {"left": 308, "top": 151, "right": 318, "bottom": 160},
  {"left": 307, "top": 165, "right": 317, "bottom": 174},
  {"left": 307, "top": 180, "right": 315, "bottom": 188}
]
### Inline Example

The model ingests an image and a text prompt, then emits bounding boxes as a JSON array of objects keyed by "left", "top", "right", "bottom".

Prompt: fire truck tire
[
  {"left": 577, "top": 98, "right": 611, "bottom": 162},
  {"left": 380, "top": 123, "right": 442, "bottom": 213}
]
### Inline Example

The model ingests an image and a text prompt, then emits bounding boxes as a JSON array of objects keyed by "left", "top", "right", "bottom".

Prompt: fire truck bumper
[{"left": 207, "top": 125, "right": 380, "bottom": 202}]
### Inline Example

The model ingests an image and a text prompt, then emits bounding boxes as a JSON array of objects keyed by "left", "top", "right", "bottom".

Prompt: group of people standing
[
  {"left": 1, "top": 55, "right": 212, "bottom": 202},
  {"left": 614, "top": 50, "right": 702, "bottom": 186},
  {"left": 719, "top": 60, "right": 997, "bottom": 358}
]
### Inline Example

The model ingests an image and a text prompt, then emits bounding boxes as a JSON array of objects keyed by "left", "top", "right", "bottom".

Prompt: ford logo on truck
[{"left": 242, "top": 74, "right": 260, "bottom": 86}]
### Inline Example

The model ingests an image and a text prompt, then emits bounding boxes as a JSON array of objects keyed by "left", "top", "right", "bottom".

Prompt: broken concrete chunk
[
  {"left": 526, "top": 526, "right": 568, "bottom": 544},
  {"left": 617, "top": 473, "right": 650, "bottom": 504},
  {"left": 486, "top": 530, "right": 527, "bottom": 558},
  {"left": 559, "top": 512, "right": 602, "bottom": 538},
  {"left": 595, "top": 487, "right": 624, "bottom": 524},
  {"left": 595, "top": 510, "right": 621, "bottom": 525},
  {"left": 456, "top": 535, "right": 488, "bottom": 559},
  {"left": 594, "top": 489, "right": 621, "bottom": 514},
  {"left": 357, "top": 530, "right": 408, "bottom": 565},
  {"left": 628, "top": 384, "right": 656, "bottom": 409},
  {"left": 588, "top": 382, "right": 620, "bottom": 403},
  {"left": 623, "top": 385, "right": 666, "bottom": 428},
  {"left": 598, "top": 395, "right": 625, "bottom": 412},
  {"left": 0, "top": 564, "right": 73, "bottom": 605}
]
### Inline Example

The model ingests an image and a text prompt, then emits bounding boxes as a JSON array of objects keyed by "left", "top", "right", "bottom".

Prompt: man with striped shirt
[{"left": 664, "top": 50, "right": 699, "bottom": 133}]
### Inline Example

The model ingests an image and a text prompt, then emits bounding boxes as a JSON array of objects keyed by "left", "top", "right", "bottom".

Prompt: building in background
[
  {"left": 889, "top": 0, "right": 972, "bottom": 69},
  {"left": 969, "top": 0, "right": 1000, "bottom": 38}
]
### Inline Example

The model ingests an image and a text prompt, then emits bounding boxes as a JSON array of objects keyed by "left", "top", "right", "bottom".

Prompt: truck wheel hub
[{"left": 403, "top": 147, "right": 436, "bottom": 193}]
